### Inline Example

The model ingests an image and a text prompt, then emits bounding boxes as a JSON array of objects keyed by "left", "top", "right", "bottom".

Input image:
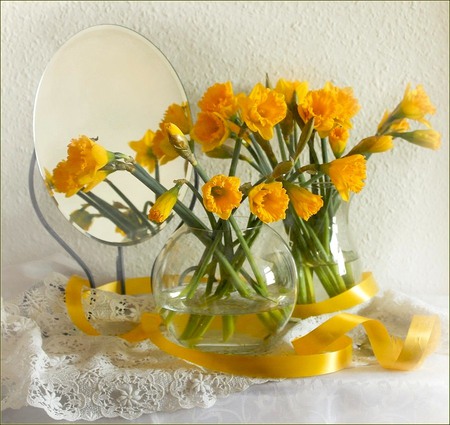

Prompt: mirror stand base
[{"left": 29, "top": 150, "right": 127, "bottom": 290}]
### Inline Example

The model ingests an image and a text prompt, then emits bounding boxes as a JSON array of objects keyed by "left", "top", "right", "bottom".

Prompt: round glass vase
[
  {"left": 151, "top": 218, "right": 298, "bottom": 354},
  {"left": 284, "top": 182, "right": 363, "bottom": 304}
]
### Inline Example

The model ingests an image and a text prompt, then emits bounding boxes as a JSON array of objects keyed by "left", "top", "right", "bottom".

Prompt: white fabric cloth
[{"left": 1, "top": 254, "right": 449, "bottom": 423}]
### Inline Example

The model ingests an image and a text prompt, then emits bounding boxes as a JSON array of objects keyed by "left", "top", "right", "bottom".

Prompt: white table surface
[{"left": 2, "top": 254, "right": 449, "bottom": 424}]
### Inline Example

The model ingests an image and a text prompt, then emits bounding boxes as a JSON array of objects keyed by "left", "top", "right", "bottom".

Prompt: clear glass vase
[
  {"left": 284, "top": 182, "right": 363, "bottom": 304},
  {"left": 151, "top": 218, "right": 297, "bottom": 354}
]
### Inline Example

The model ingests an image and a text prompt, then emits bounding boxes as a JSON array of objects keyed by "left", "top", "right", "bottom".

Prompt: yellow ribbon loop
[
  {"left": 293, "top": 272, "right": 379, "bottom": 318},
  {"left": 64, "top": 274, "right": 440, "bottom": 379},
  {"left": 66, "top": 275, "right": 101, "bottom": 336}
]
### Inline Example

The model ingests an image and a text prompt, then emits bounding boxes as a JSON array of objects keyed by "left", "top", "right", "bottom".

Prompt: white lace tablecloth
[{"left": 1, "top": 254, "right": 449, "bottom": 423}]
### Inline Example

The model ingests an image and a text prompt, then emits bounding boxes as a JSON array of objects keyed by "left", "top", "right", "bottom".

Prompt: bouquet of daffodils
[{"left": 49, "top": 78, "right": 440, "bottom": 347}]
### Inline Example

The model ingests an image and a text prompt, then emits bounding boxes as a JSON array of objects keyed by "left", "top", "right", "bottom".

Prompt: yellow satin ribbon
[
  {"left": 293, "top": 272, "right": 380, "bottom": 318},
  {"left": 65, "top": 274, "right": 440, "bottom": 379}
]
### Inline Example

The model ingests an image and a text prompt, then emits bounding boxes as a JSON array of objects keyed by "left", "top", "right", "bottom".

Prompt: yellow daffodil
[
  {"left": 202, "top": 174, "right": 243, "bottom": 220},
  {"left": 320, "top": 155, "right": 367, "bottom": 201},
  {"left": 395, "top": 84, "right": 436, "bottom": 126},
  {"left": 347, "top": 135, "right": 394, "bottom": 156},
  {"left": 248, "top": 181, "right": 289, "bottom": 223},
  {"left": 148, "top": 183, "right": 182, "bottom": 223},
  {"left": 52, "top": 135, "right": 113, "bottom": 197},
  {"left": 198, "top": 81, "right": 239, "bottom": 118},
  {"left": 70, "top": 207, "right": 96, "bottom": 231},
  {"left": 152, "top": 127, "right": 179, "bottom": 165},
  {"left": 298, "top": 87, "right": 338, "bottom": 137},
  {"left": 298, "top": 82, "right": 359, "bottom": 138},
  {"left": 328, "top": 126, "right": 349, "bottom": 158},
  {"left": 395, "top": 129, "right": 441, "bottom": 150},
  {"left": 43, "top": 168, "right": 54, "bottom": 196},
  {"left": 129, "top": 129, "right": 157, "bottom": 173},
  {"left": 329, "top": 82, "right": 360, "bottom": 129},
  {"left": 163, "top": 102, "right": 192, "bottom": 135},
  {"left": 283, "top": 181, "right": 323, "bottom": 221},
  {"left": 190, "top": 111, "right": 230, "bottom": 152},
  {"left": 377, "top": 110, "right": 410, "bottom": 134},
  {"left": 238, "top": 83, "right": 287, "bottom": 140},
  {"left": 275, "top": 78, "right": 308, "bottom": 106}
]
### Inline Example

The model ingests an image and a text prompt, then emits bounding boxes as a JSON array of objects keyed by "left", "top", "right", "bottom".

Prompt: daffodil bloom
[
  {"left": 129, "top": 129, "right": 157, "bottom": 173},
  {"left": 347, "top": 135, "right": 394, "bottom": 156},
  {"left": 238, "top": 83, "right": 287, "bottom": 140},
  {"left": 43, "top": 168, "right": 54, "bottom": 196},
  {"left": 70, "top": 207, "right": 96, "bottom": 231},
  {"left": 377, "top": 110, "right": 410, "bottom": 134},
  {"left": 152, "top": 127, "right": 179, "bottom": 165},
  {"left": 328, "top": 126, "right": 349, "bottom": 158},
  {"left": 202, "top": 174, "right": 243, "bottom": 220},
  {"left": 298, "top": 82, "right": 359, "bottom": 138},
  {"left": 320, "top": 155, "right": 367, "bottom": 201},
  {"left": 198, "top": 81, "right": 239, "bottom": 118},
  {"left": 283, "top": 181, "right": 323, "bottom": 221},
  {"left": 275, "top": 79, "right": 308, "bottom": 106},
  {"left": 329, "top": 82, "right": 360, "bottom": 129},
  {"left": 248, "top": 181, "right": 289, "bottom": 223},
  {"left": 148, "top": 183, "right": 182, "bottom": 223},
  {"left": 190, "top": 111, "right": 230, "bottom": 152},
  {"left": 163, "top": 102, "right": 192, "bottom": 135},
  {"left": 393, "top": 129, "right": 441, "bottom": 150},
  {"left": 394, "top": 84, "right": 436, "bottom": 126},
  {"left": 298, "top": 86, "right": 338, "bottom": 137},
  {"left": 52, "top": 135, "right": 113, "bottom": 197}
]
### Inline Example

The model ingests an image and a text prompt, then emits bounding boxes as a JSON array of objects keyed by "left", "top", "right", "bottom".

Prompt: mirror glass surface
[{"left": 33, "top": 25, "right": 192, "bottom": 245}]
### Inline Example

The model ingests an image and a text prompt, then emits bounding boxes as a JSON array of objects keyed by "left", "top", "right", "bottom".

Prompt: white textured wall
[{"left": 1, "top": 1, "right": 448, "bottom": 297}]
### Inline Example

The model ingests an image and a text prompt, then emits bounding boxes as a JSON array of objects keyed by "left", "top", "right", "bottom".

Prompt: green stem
[
  {"left": 228, "top": 217, "right": 268, "bottom": 296},
  {"left": 104, "top": 179, "right": 156, "bottom": 233},
  {"left": 180, "top": 229, "right": 223, "bottom": 299},
  {"left": 321, "top": 138, "right": 329, "bottom": 164},
  {"left": 247, "top": 133, "right": 273, "bottom": 175},
  {"left": 77, "top": 191, "right": 136, "bottom": 236},
  {"left": 276, "top": 124, "right": 288, "bottom": 162},
  {"left": 229, "top": 138, "right": 243, "bottom": 176}
]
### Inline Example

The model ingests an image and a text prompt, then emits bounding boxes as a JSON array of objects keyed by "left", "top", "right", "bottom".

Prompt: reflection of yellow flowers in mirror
[
  {"left": 129, "top": 129, "right": 156, "bottom": 173},
  {"left": 130, "top": 102, "right": 193, "bottom": 169},
  {"left": 52, "top": 135, "right": 113, "bottom": 197},
  {"left": 202, "top": 174, "right": 243, "bottom": 220}
]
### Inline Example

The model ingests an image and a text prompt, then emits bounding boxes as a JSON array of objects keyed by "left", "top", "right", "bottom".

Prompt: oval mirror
[{"left": 33, "top": 24, "right": 193, "bottom": 246}]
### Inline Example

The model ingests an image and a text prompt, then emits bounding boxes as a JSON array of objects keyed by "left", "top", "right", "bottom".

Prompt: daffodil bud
[
  {"left": 392, "top": 129, "right": 441, "bottom": 150},
  {"left": 272, "top": 160, "right": 294, "bottom": 179},
  {"left": 347, "top": 135, "right": 394, "bottom": 156},
  {"left": 148, "top": 183, "right": 182, "bottom": 223},
  {"left": 165, "top": 123, "right": 197, "bottom": 165}
]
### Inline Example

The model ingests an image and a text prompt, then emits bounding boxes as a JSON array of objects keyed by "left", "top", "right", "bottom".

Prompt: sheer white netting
[{"left": 2, "top": 272, "right": 448, "bottom": 421}]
